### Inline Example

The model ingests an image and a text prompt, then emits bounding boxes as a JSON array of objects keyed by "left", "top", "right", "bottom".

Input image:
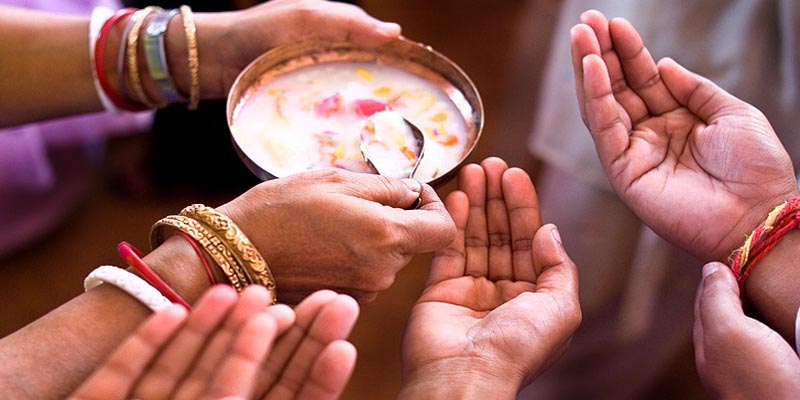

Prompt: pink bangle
[
  {"left": 175, "top": 231, "right": 217, "bottom": 285},
  {"left": 117, "top": 241, "right": 191, "bottom": 309},
  {"left": 94, "top": 8, "right": 147, "bottom": 112}
]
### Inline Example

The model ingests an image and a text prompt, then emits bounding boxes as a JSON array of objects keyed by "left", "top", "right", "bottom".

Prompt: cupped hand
[
  {"left": 219, "top": 169, "right": 455, "bottom": 303},
  {"left": 197, "top": 0, "right": 402, "bottom": 97},
  {"left": 572, "top": 10, "right": 798, "bottom": 261},
  {"left": 70, "top": 285, "right": 295, "bottom": 400},
  {"left": 254, "top": 290, "right": 359, "bottom": 400},
  {"left": 70, "top": 286, "right": 358, "bottom": 400},
  {"left": 694, "top": 262, "right": 800, "bottom": 399},
  {"left": 399, "top": 158, "right": 581, "bottom": 399}
]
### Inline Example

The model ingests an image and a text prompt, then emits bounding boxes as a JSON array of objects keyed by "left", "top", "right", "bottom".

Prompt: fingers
[
  {"left": 502, "top": 167, "right": 542, "bottom": 282},
  {"left": 205, "top": 312, "right": 279, "bottom": 399},
  {"left": 294, "top": 1, "right": 401, "bottom": 47},
  {"left": 459, "top": 163, "right": 489, "bottom": 277},
  {"left": 172, "top": 285, "right": 281, "bottom": 400},
  {"left": 393, "top": 183, "right": 458, "bottom": 254},
  {"left": 132, "top": 286, "right": 239, "bottom": 399},
  {"left": 262, "top": 294, "right": 360, "bottom": 400},
  {"left": 607, "top": 17, "right": 679, "bottom": 118},
  {"left": 295, "top": 340, "right": 358, "bottom": 400},
  {"left": 582, "top": 53, "right": 631, "bottom": 170},
  {"left": 428, "top": 190, "right": 468, "bottom": 285},
  {"left": 256, "top": 289, "right": 340, "bottom": 395},
  {"left": 69, "top": 305, "right": 188, "bottom": 400},
  {"left": 570, "top": 22, "right": 601, "bottom": 124},
  {"left": 265, "top": 304, "right": 297, "bottom": 334},
  {"left": 482, "top": 158, "right": 514, "bottom": 281},
  {"left": 577, "top": 11, "right": 647, "bottom": 126},
  {"left": 658, "top": 57, "right": 747, "bottom": 123},
  {"left": 326, "top": 170, "right": 456, "bottom": 255},
  {"left": 335, "top": 170, "right": 422, "bottom": 209}
]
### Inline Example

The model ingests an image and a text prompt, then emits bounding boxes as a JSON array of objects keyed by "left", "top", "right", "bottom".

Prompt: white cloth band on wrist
[
  {"left": 89, "top": 6, "right": 121, "bottom": 114},
  {"left": 84, "top": 265, "right": 172, "bottom": 312}
]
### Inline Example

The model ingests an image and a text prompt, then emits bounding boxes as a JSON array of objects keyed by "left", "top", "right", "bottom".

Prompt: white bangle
[
  {"left": 89, "top": 6, "right": 121, "bottom": 114},
  {"left": 84, "top": 265, "right": 172, "bottom": 312}
]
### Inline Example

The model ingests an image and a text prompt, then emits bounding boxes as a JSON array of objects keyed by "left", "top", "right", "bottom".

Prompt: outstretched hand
[
  {"left": 573, "top": 10, "right": 798, "bottom": 261},
  {"left": 70, "top": 287, "right": 358, "bottom": 400},
  {"left": 399, "top": 158, "right": 581, "bottom": 399}
]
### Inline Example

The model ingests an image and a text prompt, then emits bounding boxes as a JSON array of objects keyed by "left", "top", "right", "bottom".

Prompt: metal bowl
[{"left": 226, "top": 38, "right": 484, "bottom": 187}]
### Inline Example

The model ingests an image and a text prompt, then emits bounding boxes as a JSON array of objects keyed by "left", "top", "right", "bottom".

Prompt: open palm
[
  {"left": 573, "top": 11, "right": 798, "bottom": 261},
  {"left": 399, "top": 158, "right": 581, "bottom": 398}
]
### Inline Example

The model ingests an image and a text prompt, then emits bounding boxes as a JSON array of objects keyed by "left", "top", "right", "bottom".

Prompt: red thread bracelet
[
  {"left": 175, "top": 231, "right": 217, "bottom": 285},
  {"left": 730, "top": 195, "right": 800, "bottom": 291},
  {"left": 94, "top": 8, "right": 148, "bottom": 112},
  {"left": 117, "top": 241, "right": 191, "bottom": 309}
]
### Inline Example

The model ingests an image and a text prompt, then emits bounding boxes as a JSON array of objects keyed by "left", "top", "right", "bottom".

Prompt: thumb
[
  {"left": 392, "top": 184, "right": 456, "bottom": 254},
  {"left": 531, "top": 224, "right": 580, "bottom": 314},
  {"left": 697, "top": 262, "right": 746, "bottom": 335},
  {"left": 658, "top": 57, "right": 751, "bottom": 122}
]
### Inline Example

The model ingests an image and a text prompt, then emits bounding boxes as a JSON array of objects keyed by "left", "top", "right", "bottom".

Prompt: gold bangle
[
  {"left": 179, "top": 5, "right": 200, "bottom": 110},
  {"left": 151, "top": 215, "right": 248, "bottom": 291},
  {"left": 180, "top": 204, "right": 277, "bottom": 303},
  {"left": 126, "top": 6, "right": 162, "bottom": 109}
]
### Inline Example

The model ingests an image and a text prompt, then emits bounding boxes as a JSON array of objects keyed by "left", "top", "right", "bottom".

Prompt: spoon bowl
[{"left": 359, "top": 111, "right": 426, "bottom": 180}]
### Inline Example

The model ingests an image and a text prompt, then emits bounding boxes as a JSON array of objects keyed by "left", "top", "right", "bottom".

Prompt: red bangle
[
  {"left": 730, "top": 195, "right": 800, "bottom": 292},
  {"left": 117, "top": 241, "right": 191, "bottom": 309},
  {"left": 94, "top": 8, "right": 148, "bottom": 112},
  {"left": 175, "top": 231, "right": 217, "bottom": 285}
]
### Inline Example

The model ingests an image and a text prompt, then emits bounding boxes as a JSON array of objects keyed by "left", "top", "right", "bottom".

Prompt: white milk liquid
[{"left": 231, "top": 61, "right": 469, "bottom": 182}]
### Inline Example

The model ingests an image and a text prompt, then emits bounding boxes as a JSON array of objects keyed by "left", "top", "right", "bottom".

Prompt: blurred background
[{"left": 0, "top": 0, "right": 708, "bottom": 398}]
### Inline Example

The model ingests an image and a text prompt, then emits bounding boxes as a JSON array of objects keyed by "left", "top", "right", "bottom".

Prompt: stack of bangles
[
  {"left": 729, "top": 195, "right": 800, "bottom": 295},
  {"left": 89, "top": 4, "right": 200, "bottom": 113},
  {"left": 83, "top": 204, "right": 277, "bottom": 311}
]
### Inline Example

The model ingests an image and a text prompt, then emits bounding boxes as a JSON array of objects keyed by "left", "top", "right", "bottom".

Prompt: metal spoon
[{"left": 359, "top": 110, "right": 426, "bottom": 180}]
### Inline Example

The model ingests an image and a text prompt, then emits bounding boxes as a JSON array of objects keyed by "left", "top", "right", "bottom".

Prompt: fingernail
[
  {"left": 377, "top": 22, "right": 401, "bottom": 36},
  {"left": 402, "top": 178, "right": 422, "bottom": 193},
  {"left": 549, "top": 225, "right": 566, "bottom": 262},
  {"left": 550, "top": 225, "right": 562, "bottom": 245},
  {"left": 702, "top": 263, "right": 719, "bottom": 278}
]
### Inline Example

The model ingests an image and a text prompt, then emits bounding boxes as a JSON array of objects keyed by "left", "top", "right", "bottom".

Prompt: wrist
[
  {"left": 399, "top": 361, "right": 521, "bottom": 400},
  {"left": 164, "top": 11, "right": 237, "bottom": 101},
  {"left": 743, "top": 228, "right": 800, "bottom": 343},
  {"left": 141, "top": 235, "right": 217, "bottom": 304},
  {"left": 719, "top": 189, "right": 800, "bottom": 262}
]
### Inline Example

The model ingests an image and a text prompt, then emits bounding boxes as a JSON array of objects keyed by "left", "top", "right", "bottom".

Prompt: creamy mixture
[
  {"left": 360, "top": 110, "right": 422, "bottom": 179},
  {"left": 231, "top": 61, "right": 469, "bottom": 182}
]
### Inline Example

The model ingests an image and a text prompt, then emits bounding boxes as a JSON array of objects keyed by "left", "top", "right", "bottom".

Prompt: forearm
[
  {"left": 0, "top": 6, "right": 101, "bottom": 127},
  {"left": 0, "top": 236, "right": 212, "bottom": 398},
  {"left": 744, "top": 230, "right": 800, "bottom": 344},
  {"left": 0, "top": 5, "right": 237, "bottom": 127}
]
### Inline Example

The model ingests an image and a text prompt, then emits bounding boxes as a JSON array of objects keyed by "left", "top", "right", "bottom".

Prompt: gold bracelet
[
  {"left": 179, "top": 5, "right": 200, "bottom": 110},
  {"left": 150, "top": 215, "right": 248, "bottom": 291},
  {"left": 126, "top": 6, "right": 162, "bottom": 109},
  {"left": 180, "top": 204, "right": 277, "bottom": 303}
]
